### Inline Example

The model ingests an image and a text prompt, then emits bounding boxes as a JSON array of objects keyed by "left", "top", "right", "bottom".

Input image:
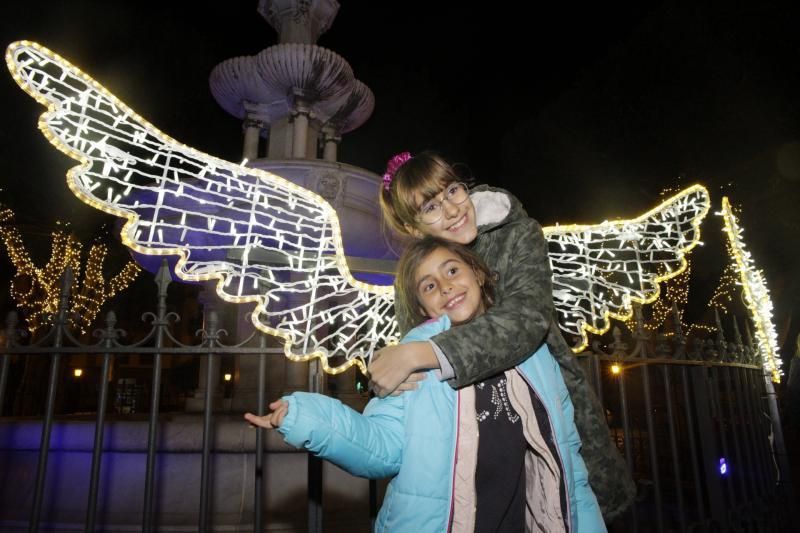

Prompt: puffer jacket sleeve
[
  {"left": 433, "top": 215, "right": 554, "bottom": 387},
  {"left": 553, "top": 358, "right": 606, "bottom": 531},
  {"left": 277, "top": 317, "right": 450, "bottom": 480},
  {"left": 279, "top": 391, "right": 406, "bottom": 479}
]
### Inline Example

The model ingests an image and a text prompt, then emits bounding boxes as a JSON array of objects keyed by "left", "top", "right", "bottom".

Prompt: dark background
[{"left": 0, "top": 1, "right": 798, "bottom": 365}]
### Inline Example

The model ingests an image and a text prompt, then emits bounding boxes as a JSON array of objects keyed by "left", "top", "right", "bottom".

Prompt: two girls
[
  {"left": 246, "top": 237, "right": 604, "bottom": 531},
  {"left": 368, "top": 152, "right": 634, "bottom": 520}
]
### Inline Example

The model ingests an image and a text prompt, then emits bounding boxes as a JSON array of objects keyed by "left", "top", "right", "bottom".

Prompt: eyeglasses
[{"left": 417, "top": 182, "right": 469, "bottom": 224}]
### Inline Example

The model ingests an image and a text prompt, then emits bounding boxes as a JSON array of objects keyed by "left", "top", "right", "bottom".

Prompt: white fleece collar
[{"left": 471, "top": 190, "right": 511, "bottom": 227}]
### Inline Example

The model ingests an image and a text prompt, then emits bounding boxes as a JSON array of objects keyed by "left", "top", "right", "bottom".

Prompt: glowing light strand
[
  {"left": 719, "top": 197, "right": 781, "bottom": 382},
  {"left": 6, "top": 40, "right": 394, "bottom": 375},
  {"left": 6, "top": 40, "right": 712, "bottom": 371},
  {"left": 0, "top": 207, "right": 140, "bottom": 333},
  {"left": 545, "top": 184, "right": 710, "bottom": 352}
]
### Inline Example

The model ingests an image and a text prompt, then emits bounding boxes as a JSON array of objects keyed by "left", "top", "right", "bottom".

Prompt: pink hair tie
[{"left": 383, "top": 151, "right": 412, "bottom": 191}]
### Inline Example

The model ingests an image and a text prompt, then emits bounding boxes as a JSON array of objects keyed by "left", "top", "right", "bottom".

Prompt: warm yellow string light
[
  {"left": 623, "top": 258, "right": 693, "bottom": 333},
  {"left": 71, "top": 243, "right": 141, "bottom": 332},
  {"left": 719, "top": 197, "right": 781, "bottom": 382},
  {"left": 616, "top": 196, "right": 754, "bottom": 339},
  {"left": 5, "top": 40, "right": 712, "bottom": 374},
  {"left": 546, "top": 184, "right": 711, "bottom": 352},
  {"left": 0, "top": 207, "right": 140, "bottom": 333}
]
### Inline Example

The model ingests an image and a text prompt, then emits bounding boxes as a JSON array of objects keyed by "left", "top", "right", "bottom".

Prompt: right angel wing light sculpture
[{"left": 546, "top": 184, "right": 709, "bottom": 351}]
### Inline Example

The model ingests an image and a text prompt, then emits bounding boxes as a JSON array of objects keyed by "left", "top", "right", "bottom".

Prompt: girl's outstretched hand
[{"left": 244, "top": 399, "right": 289, "bottom": 429}]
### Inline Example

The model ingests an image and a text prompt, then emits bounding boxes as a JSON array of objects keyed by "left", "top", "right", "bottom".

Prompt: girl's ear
[
  {"left": 473, "top": 268, "right": 486, "bottom": 287},
  {"left": 404, "top": 222, "right": 424, "bottom": 239}
]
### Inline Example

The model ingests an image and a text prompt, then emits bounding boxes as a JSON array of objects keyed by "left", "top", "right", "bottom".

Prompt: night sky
[{"left": 1, "top": 1, "right": 799, "bottom": 362}]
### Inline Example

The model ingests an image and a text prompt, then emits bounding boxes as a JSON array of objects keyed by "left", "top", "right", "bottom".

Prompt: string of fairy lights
[
  {"left": 620, "top": 212, "right": 741, "bottom": 337},
  {"left": 621, "top": 256, "right": 740, "bottom": 336},
  {"left": 719, "top": 197, "right": 782, "bottom": 382},
  {"left": 545, "top": 184, "right": 710, "bottom": 352},
  {"left": 4, "top": 41, "right": 784, "bottom": 385},
  {"left": 609, "top": 191, "right": 783, "bottom": 382},
  {"left": 0, "top": 207, "right": 140, "bottom": 333},
  {"left": 6, "top": 40, "right": 395, "bottom": 375},
  {"left": 6, "top": 40, "right": 719, "bottom": 372},
  {"left": 71, "top": 244, "right": 141, "bottom": 332}
]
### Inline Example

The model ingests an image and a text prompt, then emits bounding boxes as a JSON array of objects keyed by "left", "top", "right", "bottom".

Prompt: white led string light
[
  {"left": 545, "top": 184, "right": 710, "bottom": 351},
  {"left": 6, "top": 40, "right": 394, "bottom": 375},
  {"left": 7, "top": 41, "right": 712, "bottom": 372},
  {"left": 719, "top": 197, "right": 781, "bottom": 382}
]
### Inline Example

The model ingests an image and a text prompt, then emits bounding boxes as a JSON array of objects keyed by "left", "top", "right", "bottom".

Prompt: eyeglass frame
[{"left": 416, "top": 182, "right": 470, "bottom": 225}]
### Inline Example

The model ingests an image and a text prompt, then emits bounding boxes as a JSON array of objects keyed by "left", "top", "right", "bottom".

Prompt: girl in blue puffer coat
[{"left": 245, "top": 237, "right": 605, "bottom": 532}]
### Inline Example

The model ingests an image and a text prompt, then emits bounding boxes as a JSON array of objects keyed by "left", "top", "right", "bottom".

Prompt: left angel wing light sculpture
[
  {"left": 5, "top": 40, "right": 396, "bottom": 374},
  {"left": 6, "top": 41, "right": 712, "bottom": 375}
]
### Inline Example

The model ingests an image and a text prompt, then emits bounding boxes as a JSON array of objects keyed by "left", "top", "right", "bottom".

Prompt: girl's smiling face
[
  {"left": 410, "top": 182, "right": 478, "bottom": 245},
  {"left": 415, "top": 247, "right": 485, "bottom": 325}
]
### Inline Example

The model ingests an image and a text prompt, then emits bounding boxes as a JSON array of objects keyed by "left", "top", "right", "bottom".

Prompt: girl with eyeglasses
[{"left": 371, "top": 151, "right": 634, "bottom": 521}]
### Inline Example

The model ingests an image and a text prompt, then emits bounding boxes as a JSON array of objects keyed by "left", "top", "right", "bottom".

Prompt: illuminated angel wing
[
  {"left": 544, "top": 184, "right": 711, "bottom": 351},
  {"left": 6, "top": 40, "right": 397, "bottom": 374},
  {"left": 7, "top": 40, "right": 713, "bottom": 367}
]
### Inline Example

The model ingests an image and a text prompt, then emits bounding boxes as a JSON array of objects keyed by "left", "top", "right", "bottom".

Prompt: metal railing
[
  {"left": 0, "top": 264, "right": 793, "bottom": 532},
  {"left": 583, "top": 304, "right": 794, "bottom": 532},
  {"left": 0, "top": 265, "right": 293, "bottom": 532}
]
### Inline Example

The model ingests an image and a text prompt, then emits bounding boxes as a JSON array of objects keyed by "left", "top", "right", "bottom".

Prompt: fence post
[
  {"left": 85, "top": 310, "right": 123, "bottom": 531},
  {"left": 308, "top": 359, "right": 324, "bottom": 533},
  {"left": 29, "top": 267, "right": 72, "bottom": 532},
  {"left": 0, "top": 311, "right": 21, "bottom": 415},
  {"left": 143, "top": 260, "right": 172, "bottom": 532},
  {"left": 199, "top": 308, "right": 223, "bottom": 532},
  {"left": 254, "top": 332, "right": 268, "bottom": 533},
  {"left": 689, "top": 366, "right": 729, "bottom": 531}
]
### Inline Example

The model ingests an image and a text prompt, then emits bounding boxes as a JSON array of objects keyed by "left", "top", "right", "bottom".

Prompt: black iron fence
[
  {"left": 0, "top": 264, "right": 793, "bottom": 532},
  {"left": 582, "top": 305, "right": 794, "bottom": 532}
]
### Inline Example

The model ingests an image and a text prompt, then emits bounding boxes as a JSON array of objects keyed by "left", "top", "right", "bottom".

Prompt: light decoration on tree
[
  {"left": 620, "top": 255, "right": 732, "bottom": 336},
  {"left": 719, "top": 197, "right": 781, "bottom": 382},
  {"left": 71, "top": 243, "right": 141, "bottom": 332},
  {"left": 706, "top": 264, "right": 738, "bottom": 316},
  {"left": 0, "top": 207, "right": 140, "bottom": 333},
  {"left": 623, "top": 258, "right": 692, "bottom": 333},
  {"left": 0, "top": 208, "right": 79, "bottom": 332},
  {"left": 5, "top": 40, "right": 712, "bottom": 373}
]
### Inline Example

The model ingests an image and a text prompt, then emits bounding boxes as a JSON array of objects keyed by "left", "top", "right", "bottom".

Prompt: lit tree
[{"left": 0, "top": 207, "right": 140, "bottom": 334}]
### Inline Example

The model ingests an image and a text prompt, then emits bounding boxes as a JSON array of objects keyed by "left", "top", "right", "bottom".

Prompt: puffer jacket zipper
[
  {"left": 517, "top": 369, "right": 573, "bottom": 533},
  {"left": 446, "top": 389, "right": 461, "bottom": 532}
]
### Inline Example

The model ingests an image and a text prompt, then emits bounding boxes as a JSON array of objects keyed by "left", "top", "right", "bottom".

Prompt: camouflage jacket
[{"left": 396, "top": 184, "right": 635, "bottom": 520}]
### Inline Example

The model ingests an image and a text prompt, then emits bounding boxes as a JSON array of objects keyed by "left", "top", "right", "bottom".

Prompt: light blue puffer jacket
[{"left": 278, "top": 315, "right": 605, "bottom": 532}]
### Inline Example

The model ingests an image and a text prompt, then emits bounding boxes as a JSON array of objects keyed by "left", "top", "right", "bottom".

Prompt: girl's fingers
[
  {"left": 405, "top": 372, "right": 427, "bottom": 382},
  {"left": 269, "top": 399, "right": 286, "bottom": 410},
  {"left": 244, "top": 412, "right": 273, "bottom": 429},
  {"left": 245, "top": 399, "right": 289, "bottom": 428},
  {"left": 274, "top": 405, "right": 288, "bottom": 426}
]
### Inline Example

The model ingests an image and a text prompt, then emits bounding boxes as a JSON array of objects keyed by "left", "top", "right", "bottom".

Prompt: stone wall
[{"left": 0, "top": 416, "right": 376, "bottom": 531}]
